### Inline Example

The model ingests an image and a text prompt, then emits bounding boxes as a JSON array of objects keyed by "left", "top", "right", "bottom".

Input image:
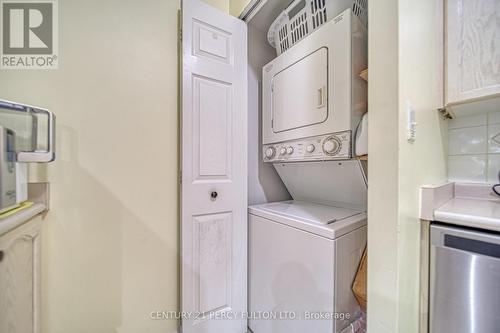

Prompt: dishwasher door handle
[
  {"left": 443, "top": 234, "right": 500, "bottom": 259},
  {"left": 431, "top": 224, "right": 500, "bottom": 249}
]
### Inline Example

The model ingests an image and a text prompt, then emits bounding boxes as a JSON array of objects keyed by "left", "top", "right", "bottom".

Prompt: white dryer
[
  {"left": 248, "top": 160, "right": 367, "bottom": 333},
  {"left": 262, "top": 9, "right": 367, "bottom": 162}
]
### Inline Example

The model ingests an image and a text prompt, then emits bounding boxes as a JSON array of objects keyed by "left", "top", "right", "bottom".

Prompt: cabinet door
[
  {"left": 0, "top": 217, "right": 41, "bottom": 333},
  {"left": 446, "top": 0, "right": 500, "bottom": 104}
]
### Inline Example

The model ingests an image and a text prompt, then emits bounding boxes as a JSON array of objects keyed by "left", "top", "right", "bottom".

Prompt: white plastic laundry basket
[{"left": 267, "top": 0, "right": 368, "bottom": 55}]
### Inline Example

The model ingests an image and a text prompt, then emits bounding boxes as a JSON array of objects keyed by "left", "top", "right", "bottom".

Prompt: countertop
[
  {"left": 0, "top": 203, "right": 46, "bottom": 236},
  {"left": 421, "top": 182, "right": 500, "bottom": 232}
]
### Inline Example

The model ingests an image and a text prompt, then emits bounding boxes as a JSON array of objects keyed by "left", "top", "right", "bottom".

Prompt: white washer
[
  {"left": 249, "top": 200, "right": 366, "bottom": 333},
  {"left": 249, "top": 160, "right": 367, "bottom": 333}
]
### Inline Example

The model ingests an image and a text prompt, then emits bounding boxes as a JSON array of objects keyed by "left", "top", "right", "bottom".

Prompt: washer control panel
[{"left": 263, "top": 132, "right": 351, "bottom": 162}]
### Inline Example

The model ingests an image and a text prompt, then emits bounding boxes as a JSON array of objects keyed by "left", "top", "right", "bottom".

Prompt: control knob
[
  {"left": 286, "top": 146, "right": 294, "bottom": 154},
  {"left": 322, "top": 137, "right": 341, "bottom": 155},
  {"left": 306, "top": 144, "right": 315, "bottom": 153},
  {"left": 279, "top": 147, "right": 287, "bottom": 156},
  {"left": 264, "top": 147, "right": 276, "bottom": 159}
]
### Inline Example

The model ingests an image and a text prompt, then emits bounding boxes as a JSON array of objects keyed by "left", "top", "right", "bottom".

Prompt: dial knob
[
  {"left": 306, "top": 144, "right": 315, "bottom": 153},
  {"left": 264, "top": 147, "right": 276, "bottom": 159},
  {"left": 279, "top": 147, "right": 287, "bottom": 155},
  {"left": 286, "top": 146, "right": 294, "bottom": 154},
  {"left": 322, "top": 137, "right": 341, "bottom": 155}
]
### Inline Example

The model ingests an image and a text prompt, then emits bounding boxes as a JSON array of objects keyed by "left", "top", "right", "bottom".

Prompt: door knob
[{"left": 210, "top": 191, "right": 218, "bottom": 201}]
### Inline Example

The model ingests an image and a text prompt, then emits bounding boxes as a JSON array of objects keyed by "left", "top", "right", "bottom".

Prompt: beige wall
[
  {"left": 204, "top": 0, "right": 230, "bottom": 12},
  {"left": 367, "top": 0, "right": 399, "bottom": 330},
  {"left": 0, "top": 1, "right": 180, "bottom": 332},
  {"left": 230, "top": 0, "right": 252, "bottom": 16},
  {"left": 368, "top": 0, "right": 447, "bottom": 332},
  {"left": 397, "top": 0, "right": 446, "bottom": 331}
]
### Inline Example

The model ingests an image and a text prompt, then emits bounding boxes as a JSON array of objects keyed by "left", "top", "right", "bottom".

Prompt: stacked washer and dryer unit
[{"left": 249, "top": 1, "right": 368, "bottom": 332}]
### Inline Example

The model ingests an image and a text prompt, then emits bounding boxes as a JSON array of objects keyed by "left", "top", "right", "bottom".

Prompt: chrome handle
[
  {"left": 444, "top": 234, "right": 500, "bottom": 259},
  {"left": 0, "top": 100, "right": 56, "bottom": 162}
]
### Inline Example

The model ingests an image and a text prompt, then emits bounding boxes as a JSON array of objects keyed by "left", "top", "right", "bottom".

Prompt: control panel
[{"left": 263, "top": 132, "right": 351, "bottom": 162}]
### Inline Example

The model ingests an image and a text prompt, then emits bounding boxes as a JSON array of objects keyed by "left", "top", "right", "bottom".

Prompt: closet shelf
[
  {"left": 359, "top": 69, "right": 368, "bottom": 82},
  {"left": 357, "top": 155, "right": 368, "bottom": 161}
]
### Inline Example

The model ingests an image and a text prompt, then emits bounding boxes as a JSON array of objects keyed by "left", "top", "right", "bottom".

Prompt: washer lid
[
  {"left": 257, "top": 200, "right": 360, "bottom": 225},
  {"left": 249, "top": 200, "right": 366, "bottom": 239},
  {"left": 273, "top": 160, "right": 368, "bottom": 211}
]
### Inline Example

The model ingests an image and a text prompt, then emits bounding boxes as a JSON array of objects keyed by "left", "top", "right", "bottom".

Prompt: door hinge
[
  {"left": 179, "top": 29, "right": 182, "bottom": 42},
  {"left": 179, "top": 170, "right": 182, "bottom": 183},
  {"left": 438, "top": 107, "right": 454, "bottom": 120}
]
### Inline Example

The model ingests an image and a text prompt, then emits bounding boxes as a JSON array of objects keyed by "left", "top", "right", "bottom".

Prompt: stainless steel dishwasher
[{"left": 430, "top": 224, "right": 500, "bottom": 333}]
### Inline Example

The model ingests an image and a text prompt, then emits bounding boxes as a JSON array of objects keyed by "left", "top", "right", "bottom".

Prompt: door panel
[
  {"left": 193, "top": 212, "right": 232, "bottom": 316},
  {"left": 193, "top": 75, "right": 232, "bottom": 179},
  {"left": 0, "top": 217, "right": 41, "bottom": 333},
  {"left": 272, "top": 47, "right": 328, "bottom": 133},
  {"left": 194, "top": 22, "right": 232, "bottom": 63},
  {"left": 181, "top": 1, "right": 247, "bottom": 332},
  {"left": 0, "top": 236, "right": 34, "bottom": 333}
]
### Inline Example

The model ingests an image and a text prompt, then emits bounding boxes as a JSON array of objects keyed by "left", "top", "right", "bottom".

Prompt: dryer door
[{"left": 272, "top": 47, "right": 328, "bottom": 133}]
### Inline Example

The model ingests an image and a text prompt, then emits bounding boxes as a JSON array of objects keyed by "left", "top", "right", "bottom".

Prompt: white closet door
[{"left": 181, "top": 0, "right": 247, "bottom": 332}]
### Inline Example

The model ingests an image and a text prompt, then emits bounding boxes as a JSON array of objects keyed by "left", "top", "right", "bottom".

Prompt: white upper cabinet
[{"left": 446, "top": 0, "right": 500, "bottom": 105}]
